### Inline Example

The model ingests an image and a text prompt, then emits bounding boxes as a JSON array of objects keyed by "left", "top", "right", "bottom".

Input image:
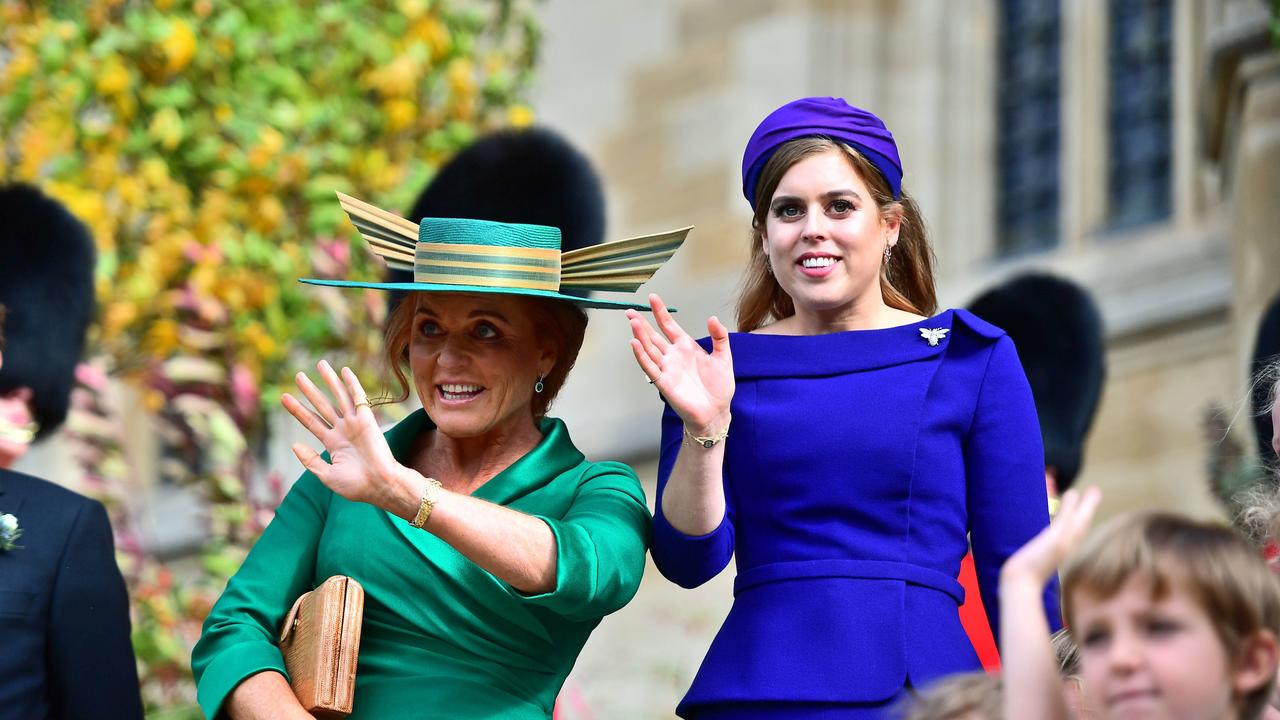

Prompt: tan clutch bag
[{"left": 279, "top": 575, "right": 365, "bottom": 718}]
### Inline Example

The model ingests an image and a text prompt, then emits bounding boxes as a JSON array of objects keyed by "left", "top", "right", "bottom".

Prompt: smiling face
[
  {"left": 1073, "top": 575, "right": 1243, "bottom": 720},
  {"left": 408, "top": 293, "right": 557, "bottom": 441},
  {"left": 760, "top": 148, "right": 900, "bottom": 323}
]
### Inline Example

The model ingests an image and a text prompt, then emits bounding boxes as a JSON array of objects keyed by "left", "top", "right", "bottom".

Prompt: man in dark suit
[{"left": 0, "top": 184, "right": 143, "bottom": 719}]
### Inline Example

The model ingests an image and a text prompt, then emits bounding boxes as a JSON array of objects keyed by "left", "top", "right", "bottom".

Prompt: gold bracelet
[
  {"left": 410, "top": 477, "right": 444, "bottom": 528},
  {"left": 683, "top": 418, "right": 730, "bottom": 449}
]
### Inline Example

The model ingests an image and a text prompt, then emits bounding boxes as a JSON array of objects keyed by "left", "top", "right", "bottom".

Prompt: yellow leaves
[
  {"left": 103, "top": 302, "right": 140, "bottom": 340},
  {"left": 397, "top": 0, "right": 429, "bottom": 20},
  {"left": 143, "top": 319, "right": 181, "bottom": 357},
  {"left": 148, "top": 106, "right": 184, "bottom": 150},
  {"left": 258, "top": 126, "right": 285, "bottom": 156},
  {"left": 3, "top": 46, "right": 36, "bottom": 83},
  {"left": 140, "top": 157, "right": 172, "bottom": 190},
  {"left": 364, "top": 54, "right": 422, "bottom": 98},
  {"left": 410, "top": 15, "right": 452, "bottom": 61},
  {"left": 142, "top": 388, "right": 167, "bottom": 413},
  {"left": 161, "top": 18, "right": 197, "bottom": 76},
  {"left": 507, "top": 104, "right": 535, "bottom": 128},
  {"left": 447, "top": 57, "right": 475, "bottom": 98},
  {"left": 87, "top": 155, "right": 119, "bottom": 190},
  {"left": 247, "top": 127, "right": 285, "bottom": 171},
  {"left": 96, "top": 57, "right": 132, "bottom": 96},
  {"left": 384, "top": 98, "right": 418, "bottom": 132},
  {"left": 250, "top": 195, "right": 286, "bottom": 234},
  {"left": 45, "top": 180, "right": 111, "bottom": 246},
  {"left": 240, "top": 323, "right": 278, "bottom": 361},
  {"left": 351, "top": 148, "right": 391, "bottom": 189},
  {"left": 116, "top": 176, "right": 145, "bottom": 209}
]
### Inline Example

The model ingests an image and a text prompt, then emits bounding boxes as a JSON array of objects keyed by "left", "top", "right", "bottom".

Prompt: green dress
[{"left": 192, "top": 409, "right": 651, "bottom": 719}]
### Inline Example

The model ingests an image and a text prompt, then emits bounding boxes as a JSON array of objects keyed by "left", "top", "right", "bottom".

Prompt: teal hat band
[{"left": 414, "top": 217, "right": 563, "bottom": 291}]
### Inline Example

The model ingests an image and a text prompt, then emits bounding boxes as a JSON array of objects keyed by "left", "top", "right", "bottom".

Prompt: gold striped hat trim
[{"left": 413, "top": 271, "right": 561, "bottom": 292}]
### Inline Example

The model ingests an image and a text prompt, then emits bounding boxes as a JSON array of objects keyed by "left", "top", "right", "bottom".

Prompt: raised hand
[
  {"left": 281, "top": 359, "right": 403, "bottom": 509},
  {"left": 1001, "top": 486, "right": 1103, "bottom": 588},
  {"left": 626, "top": 293, "right": 735, "bottom": 431}
]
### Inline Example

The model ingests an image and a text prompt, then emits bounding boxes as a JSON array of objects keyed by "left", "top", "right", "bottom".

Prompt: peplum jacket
[{"left": 652, "top": 309, "right": 1060, "bottom": 718}]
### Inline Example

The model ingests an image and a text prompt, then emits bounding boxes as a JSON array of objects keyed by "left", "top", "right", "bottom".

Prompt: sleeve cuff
[
  {"left": 651, "top": 506, "right": 734, "bottom": 588},
  {"left": 196, "top": 642, "right": 289, "bottom": 720}
]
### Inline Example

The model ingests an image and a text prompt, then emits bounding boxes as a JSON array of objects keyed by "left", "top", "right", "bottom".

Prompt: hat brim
[{"left": 299, "top": 278, "right": 672, "bottom": 312}]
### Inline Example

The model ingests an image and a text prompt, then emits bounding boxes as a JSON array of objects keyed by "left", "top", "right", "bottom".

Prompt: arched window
[
  {"left": 996, "top": 0, "right": 1063, "bottom": 255},
  {"left": 1107, "top": 0, "right": 1173, "bottom": 228}
]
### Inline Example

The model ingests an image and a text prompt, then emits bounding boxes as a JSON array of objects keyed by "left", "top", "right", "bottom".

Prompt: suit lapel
[{"left": 0, "top": 469, "right": 24, "bottom": 516}]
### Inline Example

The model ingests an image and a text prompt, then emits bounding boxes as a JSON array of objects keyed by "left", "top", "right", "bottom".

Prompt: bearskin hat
[
  {"left": 0, "top": 184, "right": 97, "bottom": 439},
  {"left": 968, "top": 273, "right": 1106, "bottom": 491},
  {"left": 1251, "top": 293, "right": 1280, "bottom": 464},
  {"left": 387, "top": 127, "right": 606, "bottom": 312}
]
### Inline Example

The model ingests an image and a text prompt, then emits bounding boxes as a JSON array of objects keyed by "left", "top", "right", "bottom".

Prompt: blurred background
[{"left": 3, "top": 0, "right": 1279, "bottom": 717}]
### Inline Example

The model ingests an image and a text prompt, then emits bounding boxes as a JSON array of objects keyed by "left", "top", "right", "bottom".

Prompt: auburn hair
[{"left": 736, "top": 137, "right": 937, "bottom": 332}]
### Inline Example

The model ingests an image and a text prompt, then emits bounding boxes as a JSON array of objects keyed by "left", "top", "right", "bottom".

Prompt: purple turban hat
[{"left": 741, "top": 97, "right": 903, "bottom": 209}]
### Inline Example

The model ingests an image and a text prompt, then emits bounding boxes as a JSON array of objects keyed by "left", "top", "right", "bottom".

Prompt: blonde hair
[
  {"left": 900, "top": 671, "right": 1002, "bottom": 720},
  {"left": 381, "top": 292, "right": 588, "bottom": 419},
  {"left": 1062, "top": 511, "right": 1280, "bottom": 720},
  {"left": 736, "top": 136, "right": 937, "bottom": 332},
  {"left": 1051, "top": 628, "right": 1080, "bottom": 677}
]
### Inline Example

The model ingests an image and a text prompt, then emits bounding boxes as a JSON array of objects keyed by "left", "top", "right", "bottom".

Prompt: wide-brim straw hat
[{"left": 301, "top": 193, "right": 689, "bottom": 311}]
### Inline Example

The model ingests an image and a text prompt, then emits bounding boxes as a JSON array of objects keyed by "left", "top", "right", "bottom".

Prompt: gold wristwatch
[{"left": 410, "top": 477, "right": 444, "bottom": 528}]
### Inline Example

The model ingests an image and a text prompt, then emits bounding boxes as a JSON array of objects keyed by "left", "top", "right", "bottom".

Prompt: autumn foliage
[{"left": 0, "top": 0, "right": 539, "bottom": 712}]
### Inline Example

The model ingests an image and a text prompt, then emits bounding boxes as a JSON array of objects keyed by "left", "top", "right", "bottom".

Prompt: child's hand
[{"left": 1001, "top": 486, "right": 1102, "bottom": 589}]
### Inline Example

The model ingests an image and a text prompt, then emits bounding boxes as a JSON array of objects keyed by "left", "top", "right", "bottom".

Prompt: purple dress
[{"left": 652, "top": 309, "right": 1059, "bottom": 719}]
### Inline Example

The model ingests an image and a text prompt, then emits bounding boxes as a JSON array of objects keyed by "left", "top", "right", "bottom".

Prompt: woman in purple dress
[{"left": 626, "top": 97, "right": 1058, "bottom": 718}]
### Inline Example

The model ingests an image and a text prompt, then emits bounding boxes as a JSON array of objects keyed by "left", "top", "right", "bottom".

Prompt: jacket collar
[{"left": 714, "top": 309, "right": 971, "bottom": 379}]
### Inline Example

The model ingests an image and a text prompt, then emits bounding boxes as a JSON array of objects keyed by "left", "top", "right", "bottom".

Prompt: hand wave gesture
[
  {"left": 627, "top": 293, "right": 735, "bottom": 430},
  {"left": 281, "top": 359, "right": 403, "bottom": 509},
  {"left": 1000, "top": 486, "right": 1103, "bottom": 588}
]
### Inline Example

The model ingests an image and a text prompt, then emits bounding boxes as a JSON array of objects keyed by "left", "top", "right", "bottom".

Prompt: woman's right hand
[{"left": 626, "top": 293, "right": 735, "bottom": 431}]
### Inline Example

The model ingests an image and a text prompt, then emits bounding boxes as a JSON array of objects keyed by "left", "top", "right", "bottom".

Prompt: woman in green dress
[{"left": 192, "top": 193, "right": 688, "bottom": 719}]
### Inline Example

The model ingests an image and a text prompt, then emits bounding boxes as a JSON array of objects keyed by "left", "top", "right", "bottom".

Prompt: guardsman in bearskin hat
[
  {"left": 387, "top": 126, "right": 608, "bottom": 314},
  {"left": 969, "top": 273, "right": 1107, "bottom": 497},
  {"left": 0, "top": 183, "right": 143, "bottom": 718},
  {"left": 956, "top": 272, "right": 1106, "bottom": 668},
  {"left": 1252, "top": 293, "right": 1280, "bottom": 466}
]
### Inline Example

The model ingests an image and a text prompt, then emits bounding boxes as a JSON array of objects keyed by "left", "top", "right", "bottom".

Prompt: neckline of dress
[{"left": 733, "top": 308, "right": 954, "bottom": 340}]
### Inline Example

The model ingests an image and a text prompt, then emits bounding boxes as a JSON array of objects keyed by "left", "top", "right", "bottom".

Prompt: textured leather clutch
[{"left": 278, "top": 575, "right": 365, "bottom": 718}]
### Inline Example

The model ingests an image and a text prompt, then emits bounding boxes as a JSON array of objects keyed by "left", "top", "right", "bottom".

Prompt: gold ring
[
  {"left": 354, "top": 401, "right": 371, "bottom": 411},
  {"left": 647, "top": 374, "right": 661, "bottom": 385}
]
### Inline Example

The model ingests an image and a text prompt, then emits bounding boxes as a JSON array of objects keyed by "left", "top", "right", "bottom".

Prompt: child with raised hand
[{"left": 1001, "top": 486, "right": 1280, "bottom": 720}]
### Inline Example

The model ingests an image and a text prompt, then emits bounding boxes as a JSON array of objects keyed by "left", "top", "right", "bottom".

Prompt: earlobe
[{"left": 1232, "top": 630, "right": 1279, "bottom": 696}]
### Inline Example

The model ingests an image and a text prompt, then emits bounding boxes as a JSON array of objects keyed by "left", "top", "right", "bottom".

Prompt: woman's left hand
[{"left": 281, "top": 359, "right": 404, "bottom": 509}]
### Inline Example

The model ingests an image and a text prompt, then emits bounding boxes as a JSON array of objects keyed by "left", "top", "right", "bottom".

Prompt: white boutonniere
[{"left": 0, "top": 513, "right": 21, "bottom": 551}]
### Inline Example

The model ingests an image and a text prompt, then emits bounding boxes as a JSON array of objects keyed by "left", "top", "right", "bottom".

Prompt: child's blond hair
[
  {"left": 901, "top": 671, "right": 1002, "bottom": 720},
  {"left": 1062, "top": 511, "right": 1280, "bottom": 720}
]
